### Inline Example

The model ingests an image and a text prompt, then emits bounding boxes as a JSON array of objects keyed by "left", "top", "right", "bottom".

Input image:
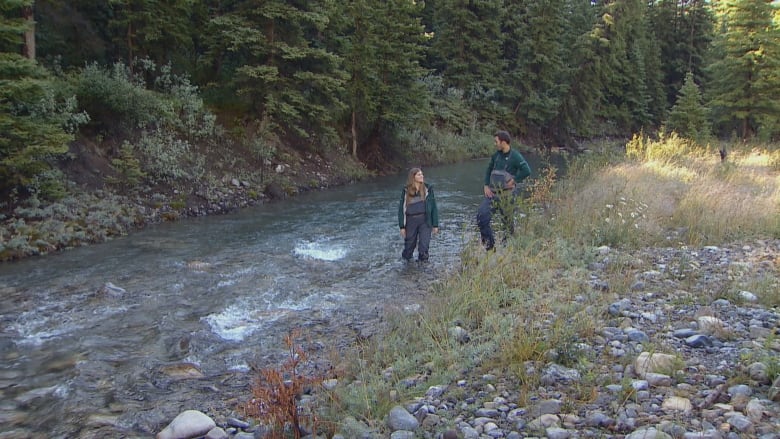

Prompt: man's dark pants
[{"left": 477, "top": 189, "right": 518, "bottom": 250}]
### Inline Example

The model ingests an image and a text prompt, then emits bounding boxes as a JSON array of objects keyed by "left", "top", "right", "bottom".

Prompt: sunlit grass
[{"left": 321, "top": 136, "right": 779, "bottom": 429}]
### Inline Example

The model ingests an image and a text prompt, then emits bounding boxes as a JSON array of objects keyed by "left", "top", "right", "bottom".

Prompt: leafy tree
[
  {"left": 706, "top": 0, "right": 780, "bottom": 140},
  {"left": 0, "top": 0, "right": 86, "bottom": 201},
  {"left": 667, "top": 71, "right": 710, "bottom": 141}
]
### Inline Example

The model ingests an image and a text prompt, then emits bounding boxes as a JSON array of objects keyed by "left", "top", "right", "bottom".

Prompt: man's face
[{"left": 494, "top": 136, "right": 502, "bottom": 149}]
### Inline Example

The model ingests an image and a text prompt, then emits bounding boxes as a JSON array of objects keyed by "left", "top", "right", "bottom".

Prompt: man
[{"left": 476, "top": 130, "right": 531, "bottom": 250}]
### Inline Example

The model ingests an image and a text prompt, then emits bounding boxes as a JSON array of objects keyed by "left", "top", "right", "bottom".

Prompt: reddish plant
[{"left": 244, "top": 330, "right": 322, "bottom": 438}]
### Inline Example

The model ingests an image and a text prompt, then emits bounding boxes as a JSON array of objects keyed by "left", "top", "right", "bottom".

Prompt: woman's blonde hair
[{"left": 404, "top": 167, "right": 426, "bottom": 202}]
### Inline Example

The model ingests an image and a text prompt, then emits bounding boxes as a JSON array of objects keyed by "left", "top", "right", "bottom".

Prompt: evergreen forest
[{"left": 2, "top": 0, "right": 780, "bottom": 208}]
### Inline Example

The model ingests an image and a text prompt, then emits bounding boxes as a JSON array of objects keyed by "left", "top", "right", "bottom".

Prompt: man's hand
[
  {"left": 505, "top": 178, "right": 516, "bottom": 190},
  {"left": 483, "top": 185, "right": 494, "bottom": 198},
  {"left": 400, "top": 228, "right": 406, "bottom": 238}
]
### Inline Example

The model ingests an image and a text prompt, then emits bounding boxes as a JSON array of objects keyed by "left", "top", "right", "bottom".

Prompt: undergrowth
[{"left": 244, "top": 331, "right": 325, "bottom": 439}]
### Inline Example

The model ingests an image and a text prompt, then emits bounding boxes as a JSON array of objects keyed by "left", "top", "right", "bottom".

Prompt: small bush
[
  {"left": 75, "top": 62, "right": 170, "bottom": 133},
  {"left": 244, "top": 331, "right": 324, "bottom": 439},
  {"left": 110, "top": 142, "right": 146, "bottom": 187}
]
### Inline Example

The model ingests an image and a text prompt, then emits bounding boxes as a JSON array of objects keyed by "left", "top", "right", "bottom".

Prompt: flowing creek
[{"left": 0, "top": 157, "right": 556, "bottom": 437}]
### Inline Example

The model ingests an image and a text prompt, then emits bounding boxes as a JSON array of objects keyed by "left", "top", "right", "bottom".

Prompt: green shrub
[
  {"left": 110, "top": 142, "right": 146, "bottom": 187},
  {"left": 74, "top": 62, "right": 171, "bottom": 133}
]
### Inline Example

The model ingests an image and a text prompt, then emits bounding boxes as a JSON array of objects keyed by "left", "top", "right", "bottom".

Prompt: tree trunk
[
  {"left": 22, "top": 5, "right": 35, "bottom": 60},
  {"left": 351, "top": 110, "right": 358, "bottom": 158}
]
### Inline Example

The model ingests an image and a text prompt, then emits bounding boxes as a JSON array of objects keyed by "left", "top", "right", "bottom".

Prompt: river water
[{"left": 0, "top": 156, "right": 554, "bottom": 437}]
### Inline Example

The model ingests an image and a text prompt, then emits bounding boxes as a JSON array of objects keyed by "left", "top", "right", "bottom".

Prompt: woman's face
[{"left": 414, "top": 171, "right": 424, "bottom": 184}]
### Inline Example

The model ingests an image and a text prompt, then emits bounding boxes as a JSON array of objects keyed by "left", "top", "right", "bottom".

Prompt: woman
[{"left": 397, "top": 167, "right": 439, "bottom": 262}]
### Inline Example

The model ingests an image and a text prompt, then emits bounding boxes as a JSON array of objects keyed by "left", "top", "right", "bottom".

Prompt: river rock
[
  {"left": 696, "top": 316, "right": 726, "bottom": 335},
  {"left": 634, "top": 352, "right": 677, "bottom": 377},
  {"left": 387, "top": 405, "right": 419, "bottom": 431},
  {"left": 337, "top": 416, "right": 374, "bottom": 439},
  {"left": 770, "top": 376, "right": 780, "bottom": 402},
  {"left": 157, "top": 410, "right": 216, "bottom": 439},
  {"left": 625, "top": 427, "right": 672, "bottom": 439},
  {"left": 661, "top": 396, "right": 692, "bottom": 412},
  {"left": 159, "top": 362, "right": 205, "bottom": 380}
]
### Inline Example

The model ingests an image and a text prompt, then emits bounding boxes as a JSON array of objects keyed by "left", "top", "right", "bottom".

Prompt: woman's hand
[
  {"left": 433, "top": 227, "right": 439, "bottom": 235},
  {"left": 400, "top": 228, "right": 406, "bottom": 238}
]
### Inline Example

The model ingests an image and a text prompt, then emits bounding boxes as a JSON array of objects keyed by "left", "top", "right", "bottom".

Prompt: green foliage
[
  {"left": 205, "top": 1, "right": 347, "bottom": 148},
  {"left": 502, "top": 0, "right": 570, "bottom": 135},
  {"left": 667, "top": 71, "right": 710, "bottom": 142},
  {"left": 74, "top": 62, "right": 170, "bottom": 133},
  {"left": 327, "top": 0, "right": 431, "bottom": 158},
  {"left": 392, "top": 126, "right": 488, "bottom": 165},
  {"left": 625, "top": 130, "right": 693, "bottom": 162},
  {"left": 706, "top": 0, "right": 780, "bottom": 140},
  {"left": 109, "top": 141, "right": 146, "bottom": 187},
  {"left": 428, "top": 0, "right": 504, "bottom": 94},
  {"left": 0, "top": 191, "right": 143, "bottom": 261},
  {"left": 554, "top": 0, "right": 602, "bottom": 138},
  {"left": 587, "top": 195, "right": 651, "bottom": 248},
  {"left": 107, "top": 0, "right": 195, "bottom": 69},
  {"left": 135, "top": 130, "right": 200, "bottom": 182},
  {"left": 0, "top": 3, "right": 89, "bottom": 201},
  {"left": 72, "top": 60, "right": 214, "bottom": 183},
  {"left": 591, "top": 0, "right": 665, "bottom": 133},
  {"left": 421, "top": 74, "right": 475, "bottom": 134},
  {"left": 648, "top": 0, "right": 715, "bottom": 109},
  {"left": 24, "top": 0, "right": 780, "bottom": 161}
]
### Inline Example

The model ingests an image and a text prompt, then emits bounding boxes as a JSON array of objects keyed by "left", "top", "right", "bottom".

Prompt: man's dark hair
[{"left": 494, "top": 130, "right": 511, "bottom": 144}]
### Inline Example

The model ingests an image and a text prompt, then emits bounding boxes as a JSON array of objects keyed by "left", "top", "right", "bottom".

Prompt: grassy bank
[{"left": 317, "top": 136, "right": 779, "bottom": 430}]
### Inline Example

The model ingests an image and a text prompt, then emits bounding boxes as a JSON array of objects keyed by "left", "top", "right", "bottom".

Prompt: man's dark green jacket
[{"left": 484, "top": 149, "right": 532, "bottom": 187}]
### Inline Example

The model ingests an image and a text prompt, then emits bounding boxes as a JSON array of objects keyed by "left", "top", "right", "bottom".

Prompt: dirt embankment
[{"left": 0, "top": 138, "right": 368, "bottom": 262}]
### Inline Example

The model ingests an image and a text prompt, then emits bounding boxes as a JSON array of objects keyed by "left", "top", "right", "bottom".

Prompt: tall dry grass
[{"left": 553, "top": 133, "right": 779, "bottom": 247}]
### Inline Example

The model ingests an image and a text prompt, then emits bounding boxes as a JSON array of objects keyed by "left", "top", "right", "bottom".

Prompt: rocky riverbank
[
  {"left": 0, "top": 150, "right": 362, "bottom": 262},
  {"left": 156, "top": 239, "right": 780, "bottom": 439}
]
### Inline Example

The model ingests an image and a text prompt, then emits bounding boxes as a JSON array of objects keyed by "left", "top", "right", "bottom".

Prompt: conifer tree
[
  {"left": 203, "top": 0, "right": 347, "bottom": 146},
  {"left": 502, "top": 0, "right": 569, "bottom": 138},
  {"left": 706, "top": 0, "right": 780, "bottom": 140},
  {"left": 107, "top": 0, "right": 195, "bottom": 70},
  {"left": 591, "top": 0, "right": 664, "bottom": 133},
  {"left": 427, "top": 0, "right": 505, "bottom": 122},
  {"left": 648, "top": 0, "right": 715, "bottom": 109},
  {"left": 667, "top": 71, "right": 710, "bottom": 141},
  {"left": 327, "top": 0, "right": 430, "bottom": 158},
  {"left": 0, "top": 0, "right": 82, "bottom": 200},
  {"left": 554, "top": 0, "right": 602, "bottom": 138}
]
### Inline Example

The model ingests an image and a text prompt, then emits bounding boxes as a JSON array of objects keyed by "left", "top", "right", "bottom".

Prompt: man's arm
[
  {"left": 510, "top": 151, "right": 531, "bottom": 183},
  {"left": 484, "top": 153, "right": 497, "bottom": 186}
]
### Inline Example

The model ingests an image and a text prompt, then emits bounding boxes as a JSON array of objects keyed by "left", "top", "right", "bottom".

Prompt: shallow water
[{"left": 0, "top": 157, "right": 556, "bottom": 437}]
